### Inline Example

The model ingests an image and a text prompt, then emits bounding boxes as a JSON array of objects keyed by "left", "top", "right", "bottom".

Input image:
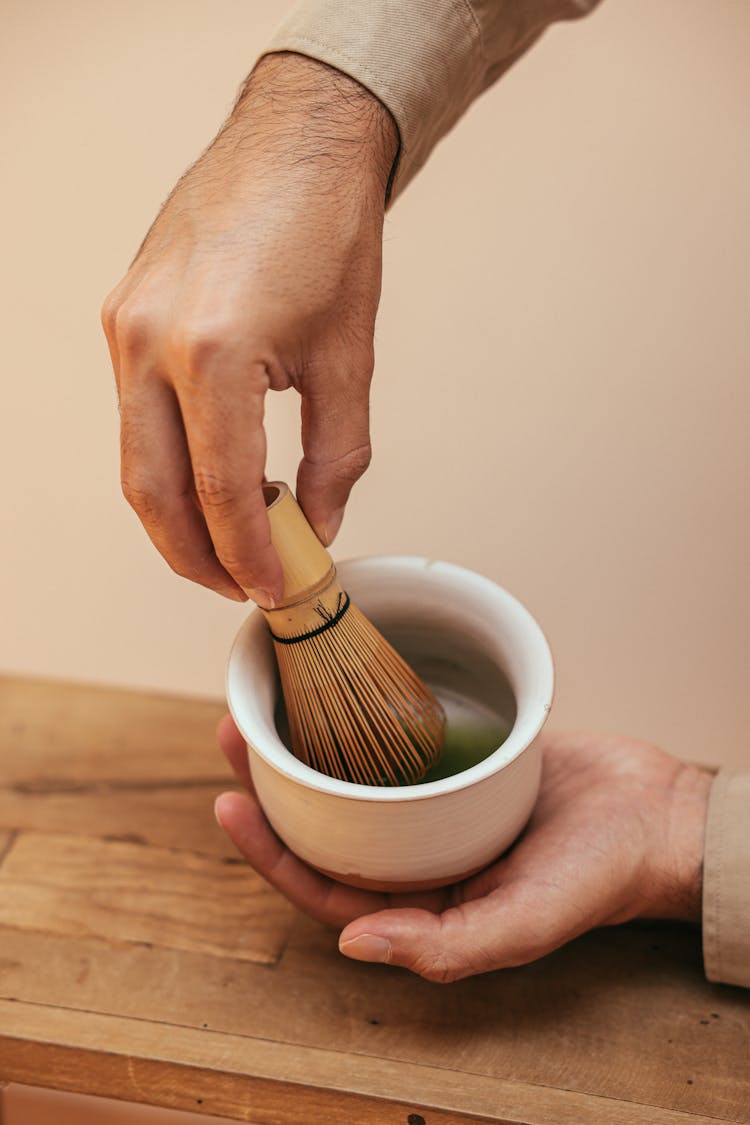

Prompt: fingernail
[
  {"left": 339, "top": 934, "right": 392, "bottom": 964},
  {"left": 213, "top": 797, "right": 226, "bottom": 829},
  {"left": 321, "top": 507, "right": 345, "bottom": 547},
  {"left": 244, "top": 587, "right": 276, "bottom": 610}
]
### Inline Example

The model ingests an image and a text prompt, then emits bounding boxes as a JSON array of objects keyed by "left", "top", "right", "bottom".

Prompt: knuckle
[
  {"left": 164, "top": 542, "right": 217, "bottom": 584},
  {"left": 415, "top": 954, "right": 463, "bottom": 985},
  {"left": 208, "top": 540, "right": 266, "bottom": 589},
  {"left": 121, "top": 474, "right": 162, "bottom": 521},
  {"left": 177, "top": 326, "right": 221, "bottom": 373},
  {"left": 115, "top": 298, "right": 159, "bottom": 362},
  {"left": 212, "top": 553, "right": 249, "bottom": 584},
  {"left": 100, "top": 291, "right": 120, "bottom": 338},
  {"left": 173, "top": 315, "right": 241, "bottom": 375},
  {"left": 193, "top": 468, "right": 238, "bottom": 513},
  {"left": 331, "top": 441, "right": 372, "bottom": 484},
  {"left": 166, "top": 557, "right": 192, "bottom": 581},
  {"left": 166, "top": 553, "right": 203, "bottom": 582}
]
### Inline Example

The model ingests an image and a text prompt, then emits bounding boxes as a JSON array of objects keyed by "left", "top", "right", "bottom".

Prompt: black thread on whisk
[{"left": 269, "top": 592, "right": 351, "bottom": 645}]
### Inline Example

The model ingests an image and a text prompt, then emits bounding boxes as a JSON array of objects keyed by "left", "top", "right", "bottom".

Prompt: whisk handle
[{"left": 262, "top": 481, "right": 334, "bottom": 606}]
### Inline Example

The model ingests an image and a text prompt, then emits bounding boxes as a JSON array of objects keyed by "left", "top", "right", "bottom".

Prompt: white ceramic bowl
[{"left": 226, "top": 557, "right": 554, "bottom": 892}]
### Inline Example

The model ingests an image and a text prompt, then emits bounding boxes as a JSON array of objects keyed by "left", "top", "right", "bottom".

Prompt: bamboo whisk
[{"left": 258, "top": 482, "right": 445, "bottom": 786}]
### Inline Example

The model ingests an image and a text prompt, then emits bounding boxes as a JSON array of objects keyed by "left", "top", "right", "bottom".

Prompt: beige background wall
[{"left": 2, "top": 0, "right": 748, "bottom": 768}]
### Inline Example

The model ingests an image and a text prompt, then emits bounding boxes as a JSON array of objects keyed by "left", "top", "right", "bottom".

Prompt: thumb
[
  {"left": 338, "top": 890, "right": 568, "bottom": 983},
  {"left": 339, "top": 906, "right": 488, "bottom": 983},
  {"left": 296, "top": 357, "right": 373, "bottom": 546}
]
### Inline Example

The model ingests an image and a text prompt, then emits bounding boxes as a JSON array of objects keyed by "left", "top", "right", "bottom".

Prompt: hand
[
  {"left": 214, "top": 717, "right": 713, "bottom": 983},
  {"left": 101, "top": 53, "right": 398, "bottom": 605}
]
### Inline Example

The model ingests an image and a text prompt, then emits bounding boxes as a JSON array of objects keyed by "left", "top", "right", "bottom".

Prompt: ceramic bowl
[{"left": 226, "top": 557, "right": 554, "bottom": 892}]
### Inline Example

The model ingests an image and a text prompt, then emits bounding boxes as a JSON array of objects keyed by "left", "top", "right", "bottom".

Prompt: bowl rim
[{"left": 226, "top": 555, "right": 554, "bottom": 804}]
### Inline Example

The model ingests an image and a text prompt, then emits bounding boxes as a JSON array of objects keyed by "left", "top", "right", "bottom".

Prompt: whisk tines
[{"left": 258, "top": 482, "right": 445, "bottom": 786}]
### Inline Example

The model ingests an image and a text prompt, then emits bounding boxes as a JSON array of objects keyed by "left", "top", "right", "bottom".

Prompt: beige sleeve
[
  {"left": 703, "top": 769, "right": 750, "bottom": 988},
  {"left": 263, "top": 0, "right": 601, "bottom": 198}
]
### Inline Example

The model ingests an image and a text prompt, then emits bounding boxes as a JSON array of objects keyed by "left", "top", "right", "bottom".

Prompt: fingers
[
  {"left": 174, "top": 348, "right": 283, "bottom": 607},
  {"left": 105, "top": 273, "right": 373, "bottom": 599},
  {"left": 338, "top": 875, "right": 590, "bottom": 983},
  {"left": 337, "top": 790, "right": 639, "bottom": 982},
  {"left": 216, "top": 714, "right": 254, "bottom": 791},
  {"left": 103, "top": 283, "right": 282, "bottom": 605},
  {"left": 338, "top": 900, "right": 506, "bottom": 982},
  {"left": 296, "top": 349, "right": 373, "bottom": 546},
  {"left": 214, "top": 790, "right": 389, "bottom": 928},
  {"left": 119, "top": 374, "right": 247, "bottom": 600},
  {"left": 214, "top": 768, "right": 596, "bottom": 982}
]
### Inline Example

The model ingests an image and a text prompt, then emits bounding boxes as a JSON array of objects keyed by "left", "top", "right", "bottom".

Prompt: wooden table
[{"left": 0, "top": 675, "right": 748, "bottom": 1125}]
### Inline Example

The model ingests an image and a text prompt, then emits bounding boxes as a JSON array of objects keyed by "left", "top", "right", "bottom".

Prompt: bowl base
[{"left": 311, "top": 859, "right": 488, "bottom": 893}]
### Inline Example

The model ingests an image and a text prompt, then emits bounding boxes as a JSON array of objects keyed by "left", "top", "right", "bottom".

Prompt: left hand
[{"left": 214, "top": 716, "right": 712, "bottom": 983}]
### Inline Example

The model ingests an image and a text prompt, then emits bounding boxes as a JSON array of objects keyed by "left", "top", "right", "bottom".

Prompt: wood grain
[
  {"left": 0, "top": 831, "right": 17, "bottom": 868},
  {"left": 1, "top": 675, "right": 748, "bottom": 1125},
  {"left": 0, "top": 831, "right": 292, "bottom": 964},
  {"left": 0, "top": 1085, "right": 234, "bottom": 1125},
  {"left": 1, "top": 919, "right": 746, "bottom": 1122},
  {"left": 0, "top": 784, "right": 236, "bottom": 859},
  {"left": 0, "top": 676, "right": 235, "bottom": 856},
  {"left": 0, "top": 1000, "right": 735, "bottom": 1125},
  {"left": 0, "top": 676, "right": 227, "bottom": 786}
]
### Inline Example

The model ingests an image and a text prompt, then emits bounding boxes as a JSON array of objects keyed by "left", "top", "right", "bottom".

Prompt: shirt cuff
[
  {"left": 262, "top": 0, "right": 598, "bottom": 200},
  {"left": 703, "top": 768, "right": 750, "bottom": 988}
]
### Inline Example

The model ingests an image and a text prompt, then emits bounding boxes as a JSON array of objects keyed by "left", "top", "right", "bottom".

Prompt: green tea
[
  {"left": 418, "top": 717, "right": 510, "bottom": 783},
  {"left": 274, "top": 681, "right": 512, "bottom": 786}
]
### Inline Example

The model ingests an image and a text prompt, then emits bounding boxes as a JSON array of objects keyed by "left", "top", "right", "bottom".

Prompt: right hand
[{"left": 101, "top": 53, "right": 398, "bottom": 606}]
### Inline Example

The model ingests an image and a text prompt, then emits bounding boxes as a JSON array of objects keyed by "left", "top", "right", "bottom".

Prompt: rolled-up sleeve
[
  {"left": 703, "top": 769, "right": 750, "bottom": 988},
  {"left": 263, "top": 0, "right": 601, "bottom": 198}
]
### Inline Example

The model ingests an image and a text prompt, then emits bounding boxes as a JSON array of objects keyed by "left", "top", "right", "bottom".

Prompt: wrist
[
  {"left": 643, "top": 763, "right": 713, "bottom": 923},
  {"left": 221, "top": 52, "right": 399, "bottom": 204}
]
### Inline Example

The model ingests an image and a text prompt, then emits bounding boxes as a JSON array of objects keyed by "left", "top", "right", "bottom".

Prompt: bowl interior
[
  {"left": 273, "top": 617, "right": 517, "bottom": 783},
  {"left": 226, "top": 556, "right": 554, "bottom": 801}
]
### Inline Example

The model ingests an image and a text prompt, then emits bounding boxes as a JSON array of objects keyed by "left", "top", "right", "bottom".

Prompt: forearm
[
  {"left": 227, "top": 53, "right": 398, "bottom": 200},
  {"left": 148, "top": 52, "right": 398, "bottom": 256},
  {"left": 263, "top": 0, "right": 603, "bottom": 198}
]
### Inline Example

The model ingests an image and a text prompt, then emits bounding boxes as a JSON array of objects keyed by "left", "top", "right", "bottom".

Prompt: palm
[{"left": 215, "top": 718, "right": 708, "bottom": 981}]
